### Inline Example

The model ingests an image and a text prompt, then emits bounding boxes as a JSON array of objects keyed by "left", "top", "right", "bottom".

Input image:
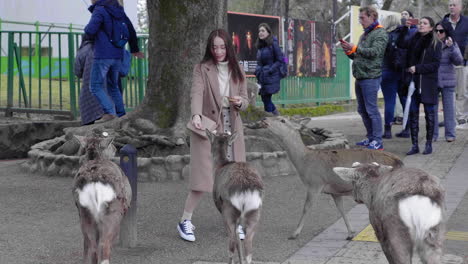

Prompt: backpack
[
  {"left": 269, "top": 45, "right": 288, "bottom": 78},
  {"left": 108, "top": 16, "right": 130, "bottom": 48},
  {"left": 388, "top": 30, "right": 407, "bottom": 71}
]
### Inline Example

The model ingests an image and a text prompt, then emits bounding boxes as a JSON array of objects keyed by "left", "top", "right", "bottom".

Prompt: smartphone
[
  {"left": 408, "top": 18, "right": 419, "bottom": 25},
  {"left": 339, "top": 39, "right": 346, "bottom": 43}
]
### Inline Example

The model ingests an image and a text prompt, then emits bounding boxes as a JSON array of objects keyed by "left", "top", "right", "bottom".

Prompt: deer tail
[
  {"left": 229, "top": 189, "right": 262, "bottom": 216},
  {"left": 76, "top": 182, "right": 116, "bottom": 222},
  {"left": 399, "top": 195, "right": 442, "bottom": 246}
]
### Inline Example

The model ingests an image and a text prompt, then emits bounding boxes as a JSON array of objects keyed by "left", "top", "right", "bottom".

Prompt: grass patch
[{"left": 0, "top": 74, "right": 72, "bottom": 110}]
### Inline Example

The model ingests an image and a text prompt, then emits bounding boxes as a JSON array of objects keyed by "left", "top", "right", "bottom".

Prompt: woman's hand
[
  {"left": 228, "top": 96, "right": 243, "bottom": 107},
  {"left": 192, "top": 115, "right": 202, "bottom": 130},
  {"left": 445, "top": 37, "right": 453, "bottom": 47},
  {"left": 408, "top": 66, "right": 416, "bottom": 74}
]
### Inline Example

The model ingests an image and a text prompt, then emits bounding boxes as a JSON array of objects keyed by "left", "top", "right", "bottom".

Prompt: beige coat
[{"left": 189, "top": 61, "right": 249, "bottom": 192}]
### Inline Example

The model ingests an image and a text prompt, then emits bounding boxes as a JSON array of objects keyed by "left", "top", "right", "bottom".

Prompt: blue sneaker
[
  {"left": 367, "top": 140, "right": 384, "bottom": 150},
  {"left": 177, "top": 220, "right": 196, "bottom": 242},
  {"left": 356, "top": 138, "right": 370, "bottom": 146}
]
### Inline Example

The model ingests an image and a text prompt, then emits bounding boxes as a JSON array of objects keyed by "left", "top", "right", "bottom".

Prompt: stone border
[{"left": 25, "top": 128, "right": 349, "bottom": 182}]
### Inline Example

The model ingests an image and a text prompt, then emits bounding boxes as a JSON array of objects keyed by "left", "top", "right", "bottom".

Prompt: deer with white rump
[
  {"left": 333, "top": 162, "right": 445, "bottom": 264},
  {"left": 72, "top": 131, "right": 132, "bottom": 264},
  {"left": 206, "top": 130, "right": 263, "bottom": 264},
  {"left": 261, "top": 117, "right": 403, "bottom": 239}
]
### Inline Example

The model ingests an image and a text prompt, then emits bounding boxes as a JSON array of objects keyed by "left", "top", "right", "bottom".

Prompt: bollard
[{"left": 119, "top": 144, "right": 138, "bottom": 247}]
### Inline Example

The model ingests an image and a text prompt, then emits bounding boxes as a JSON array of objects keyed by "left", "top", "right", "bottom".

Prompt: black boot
[
  {"left": 406, "top": 112, "right": 419, "bottom": 155},
  {"left": 423, "top": 108, "right": 435, "bottom": 155},
  {"left": 395, "top": 125, "right": 410, "bottom": 138},
  {"left": 383, "top": 124, "right": 392, "bottom": 139}
]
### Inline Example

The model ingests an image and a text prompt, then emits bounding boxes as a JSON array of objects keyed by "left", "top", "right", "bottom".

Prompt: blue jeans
[
  {"left": 355, "top": 77, "right": 383, "bottom": 143},
  {"left": 261, "top": 93, "right": 277, "bottom": 113},
  {"left": 381, "top": 70, "right": 399, "bottom": 125},
  {"left": 434, "top": 87, "right": 456, "bottom": 140},
  {"left": 90, "top": 59, "right": 125, "bottom": 116}
]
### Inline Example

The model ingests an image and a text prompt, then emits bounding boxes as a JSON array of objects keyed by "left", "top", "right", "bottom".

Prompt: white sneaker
[
  {"left": 177, "top": 220, "right": 196, "bottom": 242},
  {"left": 237, "top": 225, "right": 245, "bottom": 240},
  {"left": 456, "top": 123, "right": 468, "bottom": 130}
]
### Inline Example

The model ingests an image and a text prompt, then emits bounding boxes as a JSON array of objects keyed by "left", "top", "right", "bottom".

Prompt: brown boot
[{"left": 97, "top": 114, "right": 116, "bottom": 123}]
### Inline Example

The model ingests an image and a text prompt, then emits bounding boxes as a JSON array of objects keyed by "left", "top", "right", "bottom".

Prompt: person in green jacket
[{"left": 340, "top": 6, "right": 388, "bottom": 150}]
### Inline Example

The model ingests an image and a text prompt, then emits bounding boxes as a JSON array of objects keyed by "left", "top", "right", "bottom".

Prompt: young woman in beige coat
[{"left": 177, "top": 29, "right": 249, "bottom": 242}]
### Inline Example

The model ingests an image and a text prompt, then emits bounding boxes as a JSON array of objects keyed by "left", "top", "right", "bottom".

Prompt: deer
[
  {"left": 333, "top": 162, "right": 445, "bottom": 264},
  {"left": 261, "top": 116, "right": 404, "bottom": 240},
  {"left": 206, "top": 129, "right": 264, "bottom": 264},
  {"left": 72, "top": 131, "right": 132, "bottom": 264}
]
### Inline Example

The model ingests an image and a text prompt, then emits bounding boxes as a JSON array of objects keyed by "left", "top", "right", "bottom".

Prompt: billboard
[
  {"left": 227, "top": 11, "right": 281, "bottom": 76},
  {"left": 285, "top": 18, "right": 335, "bottom": 77}
]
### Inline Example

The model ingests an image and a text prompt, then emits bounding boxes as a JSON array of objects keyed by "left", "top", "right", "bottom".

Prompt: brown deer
[
  {"left": 262, "top": 117, "right": 404, "bottom": 239},
  {"left": 206, "top": 130, "right": 263, "bottom": 264},
  {"left": 72, "top": 132, "right": 132, "bottom": 264},
  {"left": 333, "top": 162, "right": 445, "bottom": 264}
]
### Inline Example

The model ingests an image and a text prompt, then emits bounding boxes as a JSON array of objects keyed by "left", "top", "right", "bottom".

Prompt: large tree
[{"left": 128, "top": 0, "right": 228, "bottom": 139}]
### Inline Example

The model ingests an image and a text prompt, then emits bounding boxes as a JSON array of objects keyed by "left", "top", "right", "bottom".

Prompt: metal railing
[
  {"left": 0, "top": 30, "right": 148, "bottom": 118},
  {"left": 0, "top": 29, "right": 350, "bottom": 119}
]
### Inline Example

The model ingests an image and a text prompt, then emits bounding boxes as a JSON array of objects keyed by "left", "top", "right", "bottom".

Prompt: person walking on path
[
  {"left": 74, "top": 34, "right": 104, "bottom": 125},
  {"left": 84, "top": 0, "right": 143, "bottom": 122},
  {"left": 255, "top": 23, "right": 284, "bottom": 116},
  {"left": 177, "top": 29, "right": 249, "bottom": 242},
  {"left": 395, "top": 10, "right": 419, "bottom": 138},
  {"left": 433, "top": 22, "right": 464, "bottom": 142},
  {"left": 381, "top": 15, "right": 403, "bottom": 139},
  {"left": 340, "top": 6, "right": 388, "bottom": 150},
  {"left": 404, "top": 17, "right": 442, "bottom": 155},
  {"left": 441, "top": 0, "right": 468, "bottom": 129}
]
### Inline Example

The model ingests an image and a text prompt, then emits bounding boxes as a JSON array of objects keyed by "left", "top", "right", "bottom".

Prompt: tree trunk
[
  {"left": 381, "top": 0, "right": 393, "bottom": 10},
  {"left": 360, "top": 0, "right": 373, "bottom": 7},
  {"left": 263, "top": 0, "right": 282, "bottom": 16},
  {"left": 129, "top": 0, "right": 227, "bottom": 137}
]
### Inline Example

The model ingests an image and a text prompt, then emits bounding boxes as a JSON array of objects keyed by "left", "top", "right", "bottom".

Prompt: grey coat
[
  {"left": 438, "top": 42, "right": 464, "bottom": 88},
  {"left": 189, "top": 61, "right": 249, "bottom": 192},
  {"left": 74, "top": 40, "right": 104, "bottom": 125}
]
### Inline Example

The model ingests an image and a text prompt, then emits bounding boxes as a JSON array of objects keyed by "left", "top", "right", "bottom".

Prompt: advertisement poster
[
  {"left": 227, "top": 11, "right": 281, "bottom": 76},
  {"left": 286, "top": 18, "right": 335, "bottom": 77}
]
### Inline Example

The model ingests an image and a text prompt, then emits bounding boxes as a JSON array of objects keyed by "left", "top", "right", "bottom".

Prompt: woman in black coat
[
  {"left": 405, "top": 16, "right": 442, "bottom": 155},
  {"left": 255, "top": 23, "right": 284, "bottom": 116}
]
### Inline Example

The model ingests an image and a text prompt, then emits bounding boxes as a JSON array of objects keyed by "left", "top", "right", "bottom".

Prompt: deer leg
[
  {"left": 222, "top": 204, "right": 241, "bottom": 264},
  {"left": 418, "top": 226, "right": 443, "bottom": 264},
  {"left": 243, "top": 209, "right": 261, "bottom": 264},
  {"left": 79, "top": 207, "right": 98, "bottom": 264},
  {"left": 331, "top": 194, "right": 355, "bottom": 240},
  {"left": 97, "top": 204, "right": 123, "bottom": 264},
  {"left": 289, "top": 187, "right": 322, "bottom": 239},
  {"left": 379, "top": 226, "right": 413, "bottom": 264}
]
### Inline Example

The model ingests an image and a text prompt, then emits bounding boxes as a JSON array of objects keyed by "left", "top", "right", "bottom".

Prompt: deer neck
[
  {"left": 211, "top": 145, "right": 230, "bottom": 172},
  {"left": 276, "top": 131, "right": 308, "bottom": 169}
]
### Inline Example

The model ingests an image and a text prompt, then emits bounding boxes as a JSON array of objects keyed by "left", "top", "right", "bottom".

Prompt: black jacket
[{"left": 407, "top": 33, "right": 442, "bottom": 105}]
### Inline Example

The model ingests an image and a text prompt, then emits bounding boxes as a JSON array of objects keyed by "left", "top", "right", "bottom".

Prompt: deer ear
[
  {"left": 74, "top": 135, "right": 86, "bottom": 148},
  {"left": 228, "top": 131, "right": 238, "bottom": 145},
  {"left": 378, "top": 165, "right": 393, "bottom": 174},
  {"left": 333, "top": 167, "right": 356, "bottom": 183}
]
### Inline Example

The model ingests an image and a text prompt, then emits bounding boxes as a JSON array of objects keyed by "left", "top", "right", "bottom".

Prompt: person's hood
[{"left": 88, "top": 0, "right": 125, "bottom": 19}]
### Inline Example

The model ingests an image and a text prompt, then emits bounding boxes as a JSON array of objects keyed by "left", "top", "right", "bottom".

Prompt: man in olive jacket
[{"left": 341, "top": 6, "right": 388, "bottom": 150}]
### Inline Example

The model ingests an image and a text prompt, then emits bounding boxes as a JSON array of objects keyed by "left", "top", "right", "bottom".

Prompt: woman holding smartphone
[
  {"left": 177, "top": 29, "right": 249, "bottom": 242},
  {"left": 433, "top": 22, "right": 464, "bottom": 142}
]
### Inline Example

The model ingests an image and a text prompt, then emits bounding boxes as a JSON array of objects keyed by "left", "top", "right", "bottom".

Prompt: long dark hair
[
  {"left": 202, "top": 29, "right": 244, "bottom": 83},
  {"left": 420, "top": 16, "right": 440, "bottom": 49},
  {"left": 256, "top": 23, "right": 273, "bottom": 49},
  {"left": 434, "top": 21, "right": 455, "bottom": 41}
]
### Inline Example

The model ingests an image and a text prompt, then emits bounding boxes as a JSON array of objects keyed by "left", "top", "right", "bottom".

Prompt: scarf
[{"left": 364, "top": 21, "right": 382, "bottom": 35}]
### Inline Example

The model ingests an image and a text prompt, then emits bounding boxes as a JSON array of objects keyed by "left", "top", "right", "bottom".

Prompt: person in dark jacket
[
  {"left": 433, "top": 22, "right": 464, "bottom": 142},
  {"left": 394, "top": 10, "right": 418, "bottom": 137},
  {"left": 84, "top": 0, "right": 143, "bottom": 122},
  {"left": 441, "top": 0, "right": 468, "bottom": 129},
  {"left": 255, "top": 23, "right": 284, "bottom": 116},
  {"left": 405, "top": 17, "right": 442, "bottom": 155},
  {"left": 74, "top": 34, "right": 104, "bottom": 125},
  {"left": 381, "top": 15, "right": 403, "bottom": 139}
]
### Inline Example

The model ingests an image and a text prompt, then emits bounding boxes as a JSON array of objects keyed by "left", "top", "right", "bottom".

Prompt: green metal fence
[
  {"left": 0, "top": 29, "right": 350, "bottom": 119},
  {"left": 0, "top": 30, "right": 148, "bottom": 118}
]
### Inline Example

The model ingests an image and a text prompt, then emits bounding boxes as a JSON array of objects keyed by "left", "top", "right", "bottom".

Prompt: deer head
[{"left": 75, "top": 131, "right": 116, "bottom": 163}]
